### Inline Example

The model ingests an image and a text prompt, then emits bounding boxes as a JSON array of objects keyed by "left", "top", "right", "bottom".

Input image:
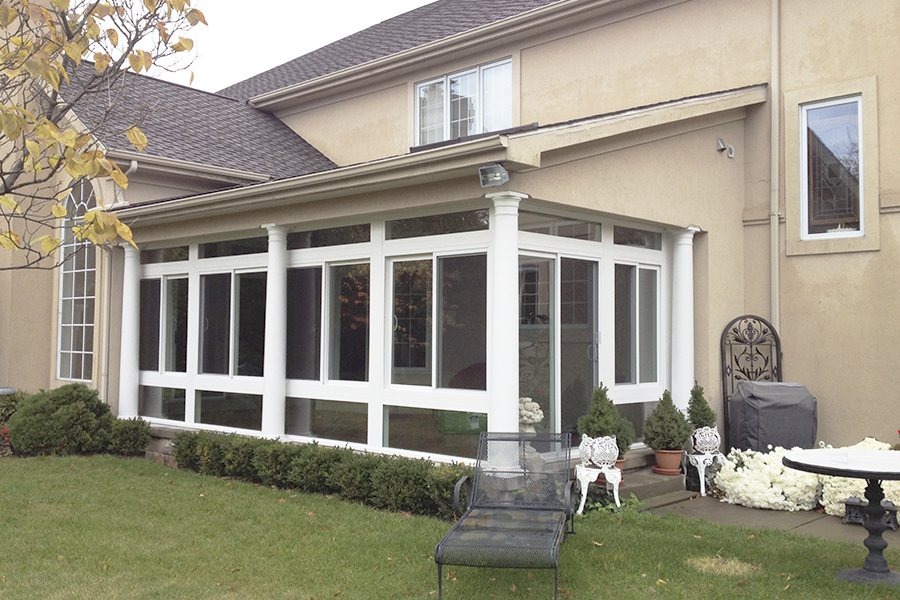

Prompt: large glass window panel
[
  {"left": 287, "top": 224, "right": 370, "bottom": 249},
  {"left": 329, "top": 263, "right": 369, "bottom": 381},
  {"left": 614, "top": 264, "right": 636, "bottom": 385},
  {"left": 139, "top": 386, "right": 185, "bottom": 421},
  {"left": 559, "top": 258, "right": 597, "bottom": 435},
  {"left": 638, "top": 268, "right": 658, "bottom": 383},
  {"left": 804, "top": 97, "right": 861, "bottom": 235},
  {"left": 614, "top": 226, "right": 662, "bottom": 250},
  {"left": 196, "top": 391, "right": 262, "bottom": 431},
  {"left": 392, "top": 260, "right": 432, "bottom": 386},
  {"left": 286, "top": 267, "right": 322, "bottom": 380},
  {"left": 385, "top": 406, "right": 485, "bottom": 458},
  {"left": 165, "top": 278, "right": 189, "bottom": 372},
  {"left": 439, "top": 254, "right": 487, "bottom": 390},
  {"left": 200, "top": 273, "right": 231, "bottom": 375},
  {"left": 519, "top": 258, "right": 554, "bottom": 432},
  {"left": 139, "top": 279, "right": 161, "bottom": 371},
  {"left": 614, "top": 265, "right": 659, "bottom": 385},
  {"left": 417, "top": 80, "right": 444, "bottom": 145},
  {"left": 235, "top": 272, "right": 266, "bottom": 377},
  {"left": 449, "top": 70, "right": 477, "bottom": 139},
  {"left": 141, "top": 246, "right": 189, "bottom": 264},
  {"left": 481, "top": 61, "right": 512, "bottom": 133},
  {"left": 285, "top": 398, "right": 367, "bottom": 444},
  {"left": 518, "top": 211, "right": 601, "bottom": 241}
]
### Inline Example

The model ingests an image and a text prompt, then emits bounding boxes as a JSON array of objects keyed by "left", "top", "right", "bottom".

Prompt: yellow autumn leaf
[
  {"left": 106, "top": 29, "right": 118, "bottom": 47},
  {"left": 94, "top": 52, "right": 111, "bottom": 72},
  {"left": 185, "top": 8, "right": 206, "bottom": 25},
  {"left": 0, "top": 195, "right": 21, "bottom": 214},
  {"left": 51, "top": 204, "right": 67, "bottom": 218},
  {"left": 116, "top": 221, "right": 138, "bottom": 249},
  {"left": 125, "top": 126, "right": 148, "bottom": 151},
  {"left": 50, "top": 0, "right": 69, "bottom": 10},
  {"left": 41, "top": 236, "right": 63, "bottom": 254},
  {"left": 170, "top": 37, "right": 193, "bottom": 52},
  {"left": 144, "top": 0, "right": 159, "bottom": 12},
  {"left": 0, "top": 4, "right": 17, "bottom": 28},
  {"left": 128, "top": 52, "right": 142, "bottom": 73},
  {"left": 0, "top": 230, "right": 22, "bottom": 249},
  {"left": 110, "top": 164, "right": 129, "bottom": 189}
]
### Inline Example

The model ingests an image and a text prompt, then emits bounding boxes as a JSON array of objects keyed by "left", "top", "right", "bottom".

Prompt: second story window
[{"left": 416, "top": 59, "right": 511, "bottom": 146}]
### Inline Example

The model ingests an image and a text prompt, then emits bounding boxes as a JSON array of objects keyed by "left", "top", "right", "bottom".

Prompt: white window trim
[{"left": 785, "top": 76, "right": 880, "bottom": 256}]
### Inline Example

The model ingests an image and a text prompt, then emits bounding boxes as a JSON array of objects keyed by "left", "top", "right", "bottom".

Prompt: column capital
[
  {"left": 485, "top": 190, "right": 529, "bottom": 208},
  {"left": 670, "top": 225, "right": 702, "bottom": 243},
  {"left": 262, "top": 223, "right": 289, "bottom": 240}
]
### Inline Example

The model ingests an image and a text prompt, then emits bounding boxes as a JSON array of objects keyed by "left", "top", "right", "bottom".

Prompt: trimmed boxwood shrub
[
  {"left": 170, "top": 430, "right": 474, "bottom": 520},
  {"left": 8, "top": 383, "right": 115, "bottom": 455},
  {"left": 110, "top": 417, "right": 152, "bottom": 456}
]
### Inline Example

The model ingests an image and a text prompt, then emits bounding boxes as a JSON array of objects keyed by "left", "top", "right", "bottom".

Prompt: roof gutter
[
  {"left": 107, "top": 149, "right": 272, "bottom": 184},
  {"left": 115, "top": 135, "right": 510, "bottom": 223}
]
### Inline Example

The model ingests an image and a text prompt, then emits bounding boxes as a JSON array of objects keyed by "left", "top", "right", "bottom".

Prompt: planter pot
[{"left": 652, "top": 449, "right": 684, "bottom": 475}]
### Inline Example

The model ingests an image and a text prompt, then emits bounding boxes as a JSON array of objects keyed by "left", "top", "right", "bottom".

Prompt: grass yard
[{"left": 0, "top": 455, "right": 897, "bottom": 600}]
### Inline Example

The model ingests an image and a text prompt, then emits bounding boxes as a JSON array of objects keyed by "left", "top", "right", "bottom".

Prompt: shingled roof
[
  {"left": 69, "top": 63, "right": 336, "bottom": 180},
  {"left": 218, "top": 0, "right": 563, "bottom": 102}
]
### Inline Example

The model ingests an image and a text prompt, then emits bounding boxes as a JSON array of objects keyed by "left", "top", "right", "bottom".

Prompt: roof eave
[{"left": 248, "top": 0, "right": 651, "bottom": 111}]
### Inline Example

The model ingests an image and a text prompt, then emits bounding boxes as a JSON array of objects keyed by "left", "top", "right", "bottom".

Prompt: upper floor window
[
  {"left": 415, "top": 59, "right": 511, "bottom": 146},
  {"left": 801, "top": 96, "right": 862, "bottom": 238}
]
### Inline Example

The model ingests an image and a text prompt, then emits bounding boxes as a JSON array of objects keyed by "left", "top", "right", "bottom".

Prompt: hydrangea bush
[
  {"left": 715, "top": 437, "right": 900, "bottom": 514},
  {"left": 715, "top": 445, "right": 821, "bottom": 511}
]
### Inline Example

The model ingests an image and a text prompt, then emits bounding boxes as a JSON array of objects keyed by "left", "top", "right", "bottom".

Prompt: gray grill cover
[{"left": 728, "top": 381, "right": 817, "bottom": 452}]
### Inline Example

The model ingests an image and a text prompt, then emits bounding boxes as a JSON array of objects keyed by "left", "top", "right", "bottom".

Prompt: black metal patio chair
[{"left": 434, "top": 432, "right": 575, "bottom": 600}]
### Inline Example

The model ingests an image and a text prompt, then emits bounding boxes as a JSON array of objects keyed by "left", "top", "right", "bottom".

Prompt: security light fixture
[
  {"left": 716, "top": 137, "right": 735, "bottom": 159},
  {"left": 479, "top": 164, "right": 509, "bottom": 188}
]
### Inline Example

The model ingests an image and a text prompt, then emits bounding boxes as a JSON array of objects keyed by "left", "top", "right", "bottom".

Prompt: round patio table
[{"left": 783, "top": 448, "right": 900, "bottom": 585}]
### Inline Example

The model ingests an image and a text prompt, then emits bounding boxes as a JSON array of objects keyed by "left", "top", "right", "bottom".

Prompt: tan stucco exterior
[{"left": 5, "top": 0, "right": 900, "bottom": 451}]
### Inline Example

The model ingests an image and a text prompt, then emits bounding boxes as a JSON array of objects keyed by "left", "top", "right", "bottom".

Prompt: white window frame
[
  {"left": 57, "top": 179, "right": 97, "bottom": 382},
  {"left": 414, "top": 58, "right": 512, "bottom": 146},
  {"left": 800, "top": 95, "right": 863, "bottom": 240}
]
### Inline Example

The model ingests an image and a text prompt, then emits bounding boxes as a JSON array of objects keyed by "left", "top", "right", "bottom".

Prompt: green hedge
[{"left": 172, "top": 430, "right": 471, "bottom": 521}]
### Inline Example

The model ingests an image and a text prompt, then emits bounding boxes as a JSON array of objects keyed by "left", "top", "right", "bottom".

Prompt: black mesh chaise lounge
[{"left": 434, "top": 432, "right": 574, "bottom": 600}]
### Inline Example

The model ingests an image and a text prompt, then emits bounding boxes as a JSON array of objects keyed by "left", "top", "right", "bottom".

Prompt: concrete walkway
[{"left": 647, "top": 491, "right": 899, "bottom": 546}]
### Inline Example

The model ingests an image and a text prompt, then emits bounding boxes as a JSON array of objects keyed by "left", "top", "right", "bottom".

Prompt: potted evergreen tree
[
  {"left": 577, "top": 384, "right": 636, "bottom": 461},
  {"left": 643, "top": 390, "right": 692, "bottom": 475},
  {"left": 686, "top": 382, "right": 720, "bottom": 454}
]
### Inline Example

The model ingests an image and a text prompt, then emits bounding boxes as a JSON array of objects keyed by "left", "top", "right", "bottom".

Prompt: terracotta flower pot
[{"left": 652, "top": 449, "right": 684, "bottom": 475}]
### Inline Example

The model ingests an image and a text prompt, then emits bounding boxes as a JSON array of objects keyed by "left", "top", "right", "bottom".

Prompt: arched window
[{"left": 57, "top": 179, "right": 97, "bottom": 381}]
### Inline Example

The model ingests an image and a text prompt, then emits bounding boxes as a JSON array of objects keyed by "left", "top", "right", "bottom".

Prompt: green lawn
[{"left": 0, "top": 455, "right": 897, "bottom": 599}]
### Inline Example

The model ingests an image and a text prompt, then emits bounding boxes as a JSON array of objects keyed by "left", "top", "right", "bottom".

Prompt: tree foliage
[
  {"left": 576, "top": 383, "right": 636, "bottom": 458},
  {"left": 642, "top": 389, "right": 692, "bottom": 451},
  {"left": 0, "top": 0, "right": 206, "bottom": 268},
  {"left": 686, "top": 382, "right": 717, "bottom": 429}
]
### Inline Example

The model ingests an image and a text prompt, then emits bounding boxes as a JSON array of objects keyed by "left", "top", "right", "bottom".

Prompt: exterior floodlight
[{"left": 479, "top": 164, "right": 509, "bottom": 188}]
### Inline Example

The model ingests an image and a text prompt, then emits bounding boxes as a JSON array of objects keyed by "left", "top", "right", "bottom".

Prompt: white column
[
  {"left": 261, "top": 224, "right": 288, "bottom": 438},
  {"left": 486, "top": 191, "right": 528, "bottom": 432},
  {"left": 670, "top": 226, "right": 700, "bottom": 412},
  {"left": 117, "top": 244, "right": 140, "bottom": 418}
]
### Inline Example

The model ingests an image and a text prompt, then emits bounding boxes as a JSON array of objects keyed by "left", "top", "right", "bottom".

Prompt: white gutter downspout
[{"left": 770, "top": 0, "right": 781, "bottom": 331}]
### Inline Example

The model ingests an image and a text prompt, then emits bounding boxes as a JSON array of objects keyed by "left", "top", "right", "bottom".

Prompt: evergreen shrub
[
  {"left": 109, "top": 417, "right": 152, "bottom": 456},
  {"left": 686, "top": 382, "right": 717, "bottom": 429},
  {"left": 8, "top": 383, "right": 114, "bottom": 455},
  {"left": 576, "top": 384, "right": 636, "bottom": 458},
  {"left": 643, "top": 390, "right": 692, "bottom": 451}
]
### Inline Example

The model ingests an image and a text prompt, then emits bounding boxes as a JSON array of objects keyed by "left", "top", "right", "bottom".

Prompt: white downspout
[{"left": 770, "top": 0, "right": 781, "bottom": 331}]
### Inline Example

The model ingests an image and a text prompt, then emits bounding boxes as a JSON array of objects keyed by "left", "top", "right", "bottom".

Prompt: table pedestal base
[
  {"left": 837, "top": 568, "right": 900, "bottom": 585},
  {"left": 837, "top": 478, "right": 900, "bottom": 585}
]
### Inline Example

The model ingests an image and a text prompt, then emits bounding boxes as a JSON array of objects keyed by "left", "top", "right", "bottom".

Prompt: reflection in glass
[
  {"left": 329, "top": 263, "right": 369, "bottom": 381},
  {"left": 559, "top": 258, "right": 597, "bottom": 435},
  {"left": 235, "top": 272, "right": 266, "bottom": 377},
  {"left": 519, "top": 257, "right": 554, "bottom": 431},
  {"left": 805, "top": 99, "right": 861, "bottom": 234},
  {"left": 638, "top": 268, "right": 658, "bottom": 383},
  {"left": 200, "top": 273, "right": 231, "bottom": 374},
  {"left": 139, "top": 386, "right": 185, "bottom": 421},
  {"left": 386, "top": 209, "right": 489, "bottom": 240},
  {"left": 165, "top": 278, "right": 188, "bottom": 372},
  {"left": 196, "top": 390, "right": 262, "bottom": 430},
  {"left": 285, "top": 398, "right": 367, "bottom": 444},
  {"left": 286, "top": 267, "right": 322, "bottom": 380},
  {"left": 392, "top": 260, "right": 432, "bottom": 386},
  {"left": 385, "top": 406, "right": 485, "bottom": 458},
  {"left": 139, "top": 279, "right": 161, "bottom": 371},
  {"left": 287, "top": 224, "right": 370, "bottom": 249},
  {"left": 615, "top": 264, "right": 635, "bottom": 384},
  {"left": 439, "top": 255, "right": 487, "bottom": 390}
]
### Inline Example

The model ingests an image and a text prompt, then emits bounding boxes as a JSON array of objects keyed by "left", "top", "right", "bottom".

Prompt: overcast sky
[{"left": 159, "top": 0, "right": 436, "bottom": 93}]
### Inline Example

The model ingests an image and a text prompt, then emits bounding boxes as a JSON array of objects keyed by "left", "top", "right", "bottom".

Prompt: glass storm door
[{"left": 519, "top": 256, "right": 598, "bottom": 435}]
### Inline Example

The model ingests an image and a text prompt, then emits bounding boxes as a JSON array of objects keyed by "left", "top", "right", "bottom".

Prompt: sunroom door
[{"left": 518, "top": 256, "right": 598, "bottom": 435}]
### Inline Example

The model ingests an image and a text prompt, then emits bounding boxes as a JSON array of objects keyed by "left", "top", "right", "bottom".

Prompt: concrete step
[{"left": 619, "top": 466, "right": 687, "bottom": 503}]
